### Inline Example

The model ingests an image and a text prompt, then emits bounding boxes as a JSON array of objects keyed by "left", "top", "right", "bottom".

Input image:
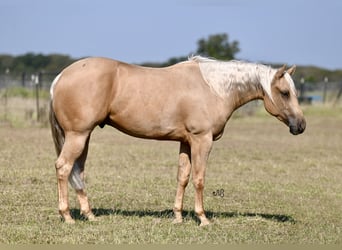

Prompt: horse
[{"left": 49, "top": 56, "right": 306, "bottom": 226}]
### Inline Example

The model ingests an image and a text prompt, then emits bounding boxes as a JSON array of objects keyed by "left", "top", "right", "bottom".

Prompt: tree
[
  {"left": 196, "top": 33, "right": 240, "bottom": 60},
  {"left": 0, "top": 53, "right": 75, "bottom": 74},
  {"left": 143, "top": 33, "right": 241, "bottom": 66}
]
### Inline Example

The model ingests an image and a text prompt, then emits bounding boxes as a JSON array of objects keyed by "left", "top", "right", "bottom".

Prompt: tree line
[
  {"left": 1, "top": 33, "right": 341, "bottom": 83},
  {"left": 0, "top": 53, "right": 74, "bottom": 75}
]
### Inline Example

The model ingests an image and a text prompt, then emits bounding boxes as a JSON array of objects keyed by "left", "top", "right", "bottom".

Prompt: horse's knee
[{"left": 192, "top": 177, "right": 204, "bottom": 190}]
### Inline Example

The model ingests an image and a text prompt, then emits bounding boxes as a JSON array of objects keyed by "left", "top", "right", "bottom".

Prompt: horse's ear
[
  {"left": 275, "top": 64, "right": 287, "bottom": 79},
  {"left": 287, "top": 65, "right": 296, "bottom": 76}
]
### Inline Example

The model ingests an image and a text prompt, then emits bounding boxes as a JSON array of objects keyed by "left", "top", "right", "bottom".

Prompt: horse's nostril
[{"left": 289, "top": 118, "right": 306, "bottom": 135}]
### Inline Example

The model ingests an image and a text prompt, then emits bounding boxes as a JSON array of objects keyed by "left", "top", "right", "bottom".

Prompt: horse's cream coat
[{"left": 49, "top": 56, "right": 305, "bottom": 226}]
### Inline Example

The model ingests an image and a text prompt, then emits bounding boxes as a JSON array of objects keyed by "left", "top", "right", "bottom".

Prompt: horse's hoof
[
  {"left": 199, "top": 219, "right": 210, "bottom": 227},
  {"left": 64, "top": 218, "right": 76, "bottom": 224},
  {"left": 87, "top": 213, "right": 98, "bottom": 222},
  {"left": 172, "top": 218, "right": 183, "bottom": 224},
  {"left": 81, "top": 210, "right": 98, "bottom": 222},
  {"left": 60, "top": 212, "right": 75, "bottom": 224}
]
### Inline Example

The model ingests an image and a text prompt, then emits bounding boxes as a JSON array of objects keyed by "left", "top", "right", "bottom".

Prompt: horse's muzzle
[{"left": 289, "top": 118, "right": 306, "bottom": 135}]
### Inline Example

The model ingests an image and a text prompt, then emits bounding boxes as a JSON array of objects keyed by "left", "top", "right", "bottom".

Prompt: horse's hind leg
[
  {"left": 72, "top": 136, "right": 96, "bottom": 221},
  {"left": 173, "top": 142, "right": 191, "bottom": 224},
  {"left": 55, "top": 131, "right": 90, "bottom": 224}
]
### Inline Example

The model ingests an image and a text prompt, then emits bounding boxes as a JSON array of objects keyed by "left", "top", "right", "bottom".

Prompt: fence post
[
  {"left": 32, "top": 74, "right": 40, "bottom": 122},
  {"left": 334, "top": 82, "right": 342, "bottom": 107},
  {"left": 298, "top": 77, "right": 305, "bottom": 103},
  {"left": 21, "top": 72, "right": 26, "bottom": 87},
  {"left": 323, "top": 76, "right": 328, "bottom": 104}
]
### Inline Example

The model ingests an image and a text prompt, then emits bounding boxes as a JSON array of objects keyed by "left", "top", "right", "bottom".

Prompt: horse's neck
[
  {"left": 227, "top": 70, "right": 265, "bottom": 108},
  {"left": 198, "top": 61, "right": 275, "bottom": 108}
]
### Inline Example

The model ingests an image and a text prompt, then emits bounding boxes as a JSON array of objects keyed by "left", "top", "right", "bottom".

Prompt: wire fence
[
  {"left": 0, "top": 72, "right": 56, "bottom": 127},
  {"left": 0, "top": 72, "right": 342, "bottom": 127}
]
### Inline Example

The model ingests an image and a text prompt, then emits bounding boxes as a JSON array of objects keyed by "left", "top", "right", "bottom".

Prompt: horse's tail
[
  {"left": 49, "top": 100, "right": 65, "bottom": 156},
  {"left": 49, "top": 74, "right": 64, "bottom": 157},
  {"left": 49, "top": 75, "right": 85, "bottom": 190}
]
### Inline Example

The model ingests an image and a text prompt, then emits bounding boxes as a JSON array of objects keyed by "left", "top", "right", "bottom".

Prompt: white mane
[{"left": 189, "top": 56, "right": 277, "bottom": 101}]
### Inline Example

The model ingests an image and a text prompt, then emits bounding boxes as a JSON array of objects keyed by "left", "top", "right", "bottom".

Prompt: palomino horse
[{"left": 49, "top": 56, "right": 306, "bottom": 226}]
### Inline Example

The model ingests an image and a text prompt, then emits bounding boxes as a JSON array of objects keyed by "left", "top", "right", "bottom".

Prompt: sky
[{"left": 0, "top": 0, "right": 341, "bottom": 70}]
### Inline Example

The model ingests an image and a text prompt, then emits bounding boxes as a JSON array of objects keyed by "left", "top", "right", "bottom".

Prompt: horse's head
[{"left": 263, "top": 65, "right": 306, "bottom": 135}]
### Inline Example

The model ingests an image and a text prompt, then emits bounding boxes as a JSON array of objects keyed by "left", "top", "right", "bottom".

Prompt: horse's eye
[{"left": 281, "top": 90, "right": 290, "bottom": 98}]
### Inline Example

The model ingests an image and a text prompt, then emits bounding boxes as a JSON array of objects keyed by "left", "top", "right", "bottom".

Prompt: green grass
[
  {"left": 0, "top": 86, "right": 50, "bottom": 99},
  {"left": 0, "top": 109, "right": 341, "bottom": 243}
]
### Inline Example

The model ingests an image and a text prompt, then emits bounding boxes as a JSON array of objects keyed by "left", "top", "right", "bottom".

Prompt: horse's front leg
[
  {"left": 173, "top": 142, "right": 191, "bottom": 224},
  {"left": 190, "top": 133, "right": 213, "bottom": 226}
]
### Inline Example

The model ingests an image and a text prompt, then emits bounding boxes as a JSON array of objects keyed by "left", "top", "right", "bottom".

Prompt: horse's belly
[{"left": 107, "top": 109, "right": 186, "bottom": 140}]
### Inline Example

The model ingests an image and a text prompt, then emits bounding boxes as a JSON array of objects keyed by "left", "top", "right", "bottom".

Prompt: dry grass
[
  {"left": 0, "top": 105, "right": 341, "bottom": 243},
  {"left": 0, "top": 86, "right": 51, "bottom": 127}
]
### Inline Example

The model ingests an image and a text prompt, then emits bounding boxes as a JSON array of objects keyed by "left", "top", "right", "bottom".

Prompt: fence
[
  {"left": 0, "top": 72, "right": 57, "bottom": 127},
  {"left": 299, "top": 80, "right": 342, "bottom": 105},
  {"left": 0, "top": 72, "right": 342, "bottom": 127}
]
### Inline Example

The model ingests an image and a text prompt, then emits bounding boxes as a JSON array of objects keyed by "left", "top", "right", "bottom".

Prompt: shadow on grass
[{"left": 70, "top": 208, "right": 295, "bottom": 224}]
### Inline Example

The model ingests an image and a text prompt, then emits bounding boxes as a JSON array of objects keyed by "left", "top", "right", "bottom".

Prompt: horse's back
[{"left": 61, "top": 57, "right": 120, "bottom": 79}]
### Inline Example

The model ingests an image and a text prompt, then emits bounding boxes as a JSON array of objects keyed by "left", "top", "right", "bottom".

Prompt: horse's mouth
[{"left": 289, "top": 118, "right": 306, "bottom": 135}]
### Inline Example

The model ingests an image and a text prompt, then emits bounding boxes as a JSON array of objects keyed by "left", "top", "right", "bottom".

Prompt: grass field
[{"left": 0, "top": 105, "right": 341, "bottom": 244}]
